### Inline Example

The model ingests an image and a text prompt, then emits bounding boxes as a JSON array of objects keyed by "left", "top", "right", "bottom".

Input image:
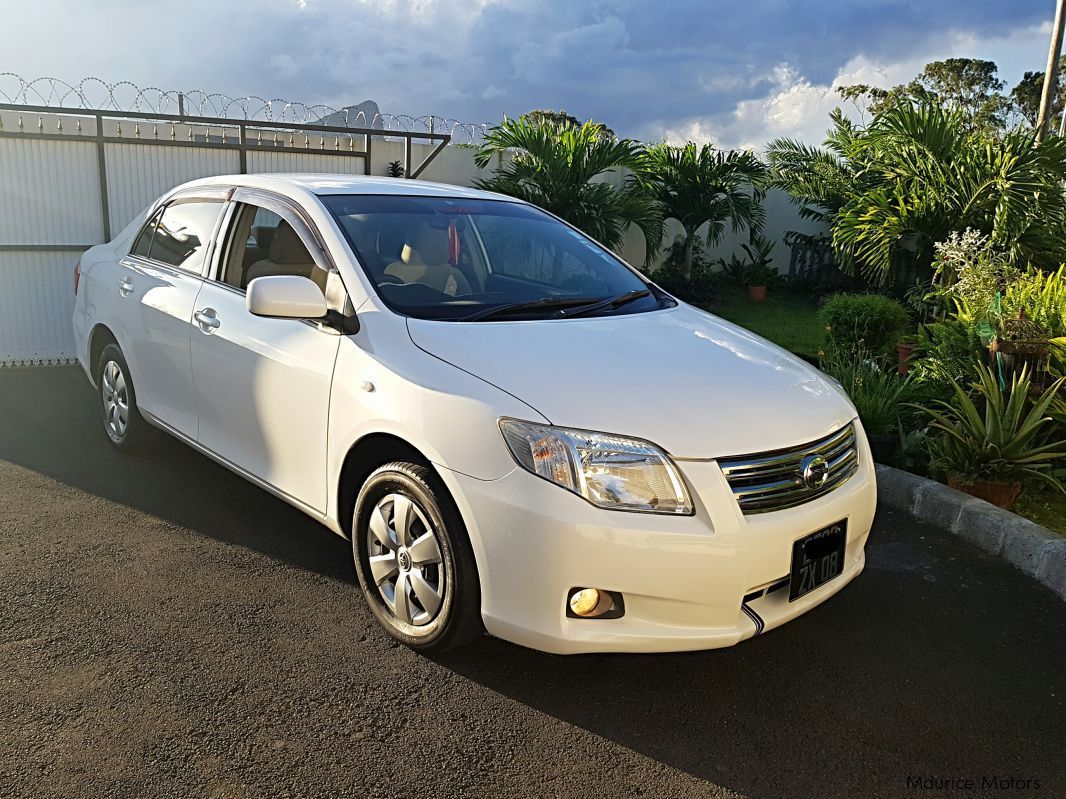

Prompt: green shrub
[
  {"left": 820, "top": 293, "right": 909, "bottom": 358},
  {"left": 819, "top": 348, "right": 918, "bottom": 435}
]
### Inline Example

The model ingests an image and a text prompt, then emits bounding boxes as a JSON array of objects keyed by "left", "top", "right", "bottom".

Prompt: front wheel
[{"left": 352, "top": 462, "right": 482, "bottom": 652}]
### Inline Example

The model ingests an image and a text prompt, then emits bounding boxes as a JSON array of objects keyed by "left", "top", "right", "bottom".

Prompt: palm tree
[
  {"left": 473, "top": 117, "right": 661, "bottom": 256},
  {"left": 768, "top": 110, "right": 871, "bottom": 228},
  {"left": 637, "top": 143, "right": 769, "bottom": 279},
  {"left": 769, "top": 102, "right": 1066, "bottom": 286}
]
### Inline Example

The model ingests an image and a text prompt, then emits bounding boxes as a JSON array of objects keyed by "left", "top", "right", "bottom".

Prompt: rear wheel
[
  {"left": 96, "top": 343, "right": 152, "bottom": 452},
  {"left": 352, "top": 462, "right": 482, "bottom": 652}
]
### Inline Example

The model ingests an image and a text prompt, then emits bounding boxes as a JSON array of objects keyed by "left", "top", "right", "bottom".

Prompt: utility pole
[
  {"left": 1059, "top": 81, "right": 1066, "bottom": 137},
  {"left": 1036, "top": 0, "right": 1066, "bottom": 141}
]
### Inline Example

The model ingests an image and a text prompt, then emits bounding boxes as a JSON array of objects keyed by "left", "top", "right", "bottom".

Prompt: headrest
[
  {"left": 270, "top": 221, "right": 312, "bottom": 265},
  {"left": 401, "top": 222, "right": 449, "bottom": 265},
  {"left": 253, "top": 225, "right": 275, "bottom": 250},
  {"left": 377, "top": 218, "right": 407, "bottom": 262}
]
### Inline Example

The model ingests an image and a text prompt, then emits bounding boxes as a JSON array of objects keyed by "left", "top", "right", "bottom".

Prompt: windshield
[{"left": 322, "top": 194, "right": 670, "bottom": 321}]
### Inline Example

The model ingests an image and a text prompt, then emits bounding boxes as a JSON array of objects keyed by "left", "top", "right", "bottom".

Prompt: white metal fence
[{"left": 0, "top": 103, "right": 498, "bottom": 366}]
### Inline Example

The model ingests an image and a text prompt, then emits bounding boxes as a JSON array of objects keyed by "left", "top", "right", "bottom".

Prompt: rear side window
[
  {"left": 134, "top": 201, "right": 224, "bottom": 274},
  {"left": 130, "top": 209, "right": 160, "bottom": 258}
]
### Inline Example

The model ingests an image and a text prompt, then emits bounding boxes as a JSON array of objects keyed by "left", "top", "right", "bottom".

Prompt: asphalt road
[{"left": 0, "top": 366, "right": 1063, "bottom": 799}]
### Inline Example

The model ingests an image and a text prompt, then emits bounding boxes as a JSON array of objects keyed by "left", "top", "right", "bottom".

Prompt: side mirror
[{"left": 247, "top": 275, "right": 328, "bottom": 319}]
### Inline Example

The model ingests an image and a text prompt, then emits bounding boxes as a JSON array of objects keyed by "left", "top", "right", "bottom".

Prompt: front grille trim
[{"left": 718, "top": 423, "right": 858, "bottom": 514}]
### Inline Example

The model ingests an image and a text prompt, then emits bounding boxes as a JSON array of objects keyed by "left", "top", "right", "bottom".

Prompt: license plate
[{"left": 789, "top": 520, "right": 847, "bottom": 601}]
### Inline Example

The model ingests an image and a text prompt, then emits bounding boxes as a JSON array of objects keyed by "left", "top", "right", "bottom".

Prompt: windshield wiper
[
  {"left": 556, "top": 289, "right": 651, "bottom": 318},
  {"left": 459, "top": 296, "right": 603, "bottom": 322}
]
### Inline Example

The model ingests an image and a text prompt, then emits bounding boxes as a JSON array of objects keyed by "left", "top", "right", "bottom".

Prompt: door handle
[
  {"left": 194, "top": 308, "right": 221, "bottom": 331},
  {"left": 118, "top": 277, "right": 134, "bottom": 296}
]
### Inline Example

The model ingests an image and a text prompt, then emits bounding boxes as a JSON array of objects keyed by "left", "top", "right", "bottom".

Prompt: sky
[{"left": 1, "top": 0, "right": 1059, "bottom": 150}]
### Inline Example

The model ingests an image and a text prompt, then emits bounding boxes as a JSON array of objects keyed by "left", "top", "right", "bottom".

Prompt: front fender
[{"left": 326, "top": 305, "right": 546, "bottom": 520}]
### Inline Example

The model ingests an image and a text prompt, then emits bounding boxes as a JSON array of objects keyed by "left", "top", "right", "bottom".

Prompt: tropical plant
[
  {"left": 769, "top": 102, "right": 1066, "bottom": 286},
  {"left": 637, "top": 142, "right": 769, "bottom": 278},
  {"left": 820, "top": 293, "right": 910, "bottom": 359},
  {"left": 768, "top": 109, "right": 874, "bottom": 229},
  {"left": 473, "top": 117, "right": 662, "bottom": 256},
  {"left": 385, "top": 160, "right": 405, "bottom": 178},
  {"left": 740, "top": 234, "right": 775, "bottom": 274},
  {"left": 1000, "top": 266, "right": 1066, "bottom": 339},
  {"left": 918, "top": 364, "right": 1066, "bottom": 491},
  {"left": 819, "top": 348, "right": 919, "bottom": 435},
  {"left": 910, "top": 319, "right": 985, "bottom": 390},
  {"left": 521, "top": 109, "right": 614, "bottom": 139},
  {"left": 652, "top": 236, "right": 719, "bottom": 304},
  {"left": 932, "top": 230, "right": 1017, "bottom": 318},
  {"left": 904, "top": 278, "right": 945, "bottom": 325}
]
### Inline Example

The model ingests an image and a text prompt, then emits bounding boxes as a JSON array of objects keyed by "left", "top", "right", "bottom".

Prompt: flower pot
[
  {"left": 868, "top": 433, "right": 899, "bottom": 465},
  {"left": 897, "top": 341, "right": 916, "bottom": 376},
  {"left": 747, "top": 284, "right": 767, "bottom": 302},
  {"left": 947, "top": 476, "right": 1022, "bottom": 509},
  {"left": 988, "top": 339, "right": 1052, "bottom": 394}
]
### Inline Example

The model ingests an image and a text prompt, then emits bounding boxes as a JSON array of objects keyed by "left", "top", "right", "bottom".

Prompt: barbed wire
[{"left": 0, "top": 74, "right": 491, "bottom": 143}]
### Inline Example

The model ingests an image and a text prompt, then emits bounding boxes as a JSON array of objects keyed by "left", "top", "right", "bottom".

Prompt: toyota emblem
[{"left": 800, "top": 454, "right": 830, "bottom": 489}]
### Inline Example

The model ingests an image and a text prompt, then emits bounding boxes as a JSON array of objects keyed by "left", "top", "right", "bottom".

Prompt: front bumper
[{"left": 444, "top": 425, "right": 877, "bottom": 654}]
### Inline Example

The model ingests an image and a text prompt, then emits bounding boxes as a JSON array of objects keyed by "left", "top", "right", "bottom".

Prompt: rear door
[
  {"left": 189, "top": 190, "right": 342, "bottom": 513},
  {"left": 119, "top": 192, "right": 228, "bottom": 438}
]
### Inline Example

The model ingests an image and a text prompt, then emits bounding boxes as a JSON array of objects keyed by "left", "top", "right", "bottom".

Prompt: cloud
[
  {"left": 653, "top": 21, "right": 1056, "bottom": 151},
  {"left": 0, "top": 0, "right": 1055, "bottom": 148}
]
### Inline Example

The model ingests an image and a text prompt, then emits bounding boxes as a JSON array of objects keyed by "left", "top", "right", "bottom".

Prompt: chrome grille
[{"left": 718, "top": 423, "right": 859, "bottom": 514}]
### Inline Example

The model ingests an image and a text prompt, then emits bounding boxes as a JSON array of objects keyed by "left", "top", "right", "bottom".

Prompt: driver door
[{"left": 190, "top": 191, "right": 342, "bottom": 514}]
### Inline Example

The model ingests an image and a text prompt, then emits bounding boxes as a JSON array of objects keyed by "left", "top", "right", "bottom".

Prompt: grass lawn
[
  {"left": 703, "top": 286, "right": 824, "bottom": 359},
  {"left": 1014, "top": 489, "right": 1066, "bottom": 537}
]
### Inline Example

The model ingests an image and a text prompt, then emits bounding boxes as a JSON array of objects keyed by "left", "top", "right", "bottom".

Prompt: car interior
[
  {"left": 221, "top": 204, "right": 330, "bottom": 293},
  {"left": 340, "top": 213, "right": 482, "bottom": 298}
]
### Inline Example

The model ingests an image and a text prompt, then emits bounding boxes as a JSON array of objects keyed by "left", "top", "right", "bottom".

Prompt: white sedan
[{"left": 72, "top": 174, "right": 876, "bottom": 654}]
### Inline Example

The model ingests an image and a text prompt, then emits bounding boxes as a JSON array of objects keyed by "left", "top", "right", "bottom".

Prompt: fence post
[{"left": 94, "top": 113, "right": 111, "bottom": 242}]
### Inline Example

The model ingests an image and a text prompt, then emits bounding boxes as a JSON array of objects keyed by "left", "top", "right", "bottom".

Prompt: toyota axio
[{"left": 73, "top": 174, "right": 876, "bottom": 654}]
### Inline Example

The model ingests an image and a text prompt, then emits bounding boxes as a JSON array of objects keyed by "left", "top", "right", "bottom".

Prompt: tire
[
  {"left": 95, "top": 343, "right": 152, "bottom": 452},
  {"left": 352, "top": 462, "right": 482, "bottom": 652}
]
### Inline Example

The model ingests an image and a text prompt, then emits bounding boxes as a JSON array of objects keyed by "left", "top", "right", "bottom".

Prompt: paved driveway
[{"left": 0, "top": 367, "right": 1063, "bottom": 799}]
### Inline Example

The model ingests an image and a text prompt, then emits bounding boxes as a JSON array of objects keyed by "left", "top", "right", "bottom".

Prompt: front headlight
[{"left": 499, "top": 418, "right": 693, "bottom": 515}]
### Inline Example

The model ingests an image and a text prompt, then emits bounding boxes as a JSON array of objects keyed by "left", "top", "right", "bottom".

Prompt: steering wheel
[{"left": 378, "top": 274, "right": 405, "bottom": 285}]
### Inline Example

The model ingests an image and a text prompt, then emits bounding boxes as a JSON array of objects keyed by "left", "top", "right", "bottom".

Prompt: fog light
[{"left": 568, "top": 588, "right": 615, "bottom": 618}]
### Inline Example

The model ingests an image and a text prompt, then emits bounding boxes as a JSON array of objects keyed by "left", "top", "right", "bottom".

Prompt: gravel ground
[{"left": 0, "top": 366, "right": 1063, "bottom": 799}]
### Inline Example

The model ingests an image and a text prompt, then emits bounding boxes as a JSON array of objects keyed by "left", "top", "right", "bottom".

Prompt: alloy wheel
[
  {"left": 101, "top": 360, "right": 129, "bottom": 442},
  {"left": 366, "top": 493, "right": 446, "bottom": 626}
]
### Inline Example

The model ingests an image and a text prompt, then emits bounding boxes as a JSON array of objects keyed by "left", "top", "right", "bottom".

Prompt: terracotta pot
[
  {"left": 747, "top": 284, "right": 767, "bottom": 302},
  {"left": 897, "top": 341, "right": 916, "bottom": 376},
  {"left": 947, "top": 476, "right": 1022, "bottom": 509}
]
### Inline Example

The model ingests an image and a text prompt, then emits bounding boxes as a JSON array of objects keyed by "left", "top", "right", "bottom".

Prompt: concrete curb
[{"left": 875, "top": 464, "right": 1066, "bottom": 602}]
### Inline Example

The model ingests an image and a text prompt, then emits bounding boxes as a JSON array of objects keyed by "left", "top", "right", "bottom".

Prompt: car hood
[{"left": 405, "top": 304, "right": 855, "bottom": 459}]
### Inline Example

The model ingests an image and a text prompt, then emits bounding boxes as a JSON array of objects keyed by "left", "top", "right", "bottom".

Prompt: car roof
[{"left": 180, "top": 173, "right": 523, "bottom": 202}]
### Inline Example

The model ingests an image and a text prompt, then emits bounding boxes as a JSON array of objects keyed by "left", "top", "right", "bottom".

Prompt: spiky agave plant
[{"left": 918, "top": 363, "right": 1066, "bottom": 490}]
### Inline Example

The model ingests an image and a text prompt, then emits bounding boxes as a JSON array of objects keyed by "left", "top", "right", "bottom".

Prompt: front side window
[
  {"left": 219, "top": 202, "right": 328, "bottom": 292},
  {"left": 135, "top": 201, "right": 223, "bottom": 274},
  {"left": 323, "top": 195, "right": 668, "bottom": 321}
]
